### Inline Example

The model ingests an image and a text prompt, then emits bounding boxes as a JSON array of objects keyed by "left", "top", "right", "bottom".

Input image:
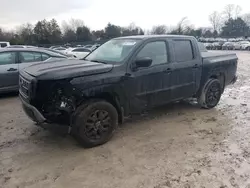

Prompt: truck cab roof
[{"left": 115, "top": 35, "right": 195, "bottom": 40}]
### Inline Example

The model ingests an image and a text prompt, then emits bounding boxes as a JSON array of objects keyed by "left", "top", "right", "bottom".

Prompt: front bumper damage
[
  {"left": 20, "top": 95, "right": 71, "bottom": 134},
  {"left": 20, "top": 95, "right": 46, "bottom": 124}
]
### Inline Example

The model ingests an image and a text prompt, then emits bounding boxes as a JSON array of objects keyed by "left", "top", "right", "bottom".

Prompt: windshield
[{"left": 85, "top": 39, "right": 139, "bottom": 63}]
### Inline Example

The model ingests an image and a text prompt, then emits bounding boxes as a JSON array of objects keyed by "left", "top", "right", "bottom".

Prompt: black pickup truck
[{"left": 19, "top": 35, "right": 238, "bottom": 147}]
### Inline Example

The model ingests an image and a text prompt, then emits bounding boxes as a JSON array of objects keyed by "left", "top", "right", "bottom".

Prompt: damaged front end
[{"left": 37, "top": 81, "right": 80, "bottom": 125}]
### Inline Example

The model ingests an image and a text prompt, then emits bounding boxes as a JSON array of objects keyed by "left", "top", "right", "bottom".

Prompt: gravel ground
[{"left": 1, "top": 51, "right": 250, "bottom": 188}]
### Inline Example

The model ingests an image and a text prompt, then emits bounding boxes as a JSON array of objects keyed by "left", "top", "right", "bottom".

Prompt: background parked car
[
  {"left": 90, "top": 44, "right": 101, "bottom": 51},
  {"left": 40, "top": 48, "right": 76, "bottom": 58},
  {"left": 0, "top": 48, "right": 67, "bottom": 93},
  {"left": 83, "top": 45, "right": 94, "bottom": 50},
  {"left": 198, "top": 42, "right": 207, "bottom": 52},
  {"left": 233, "top": 42, "right": 243, "bottom": 50},
  {"left": 53, "top": 47, "right": 67, "bottom": 52},
  {"left": 240, "top": 41, "right": 250, "bottom": 50},
  {"left": 222, "top": 42, "right": 235, "bottom": 50},
  {"left": 0, "top": 41, "right": 10, "bottom": 48},
  {"left": 233, "top": 41, "right": 250, "bottom": 50},
  {"left": 49, "top": 46, "right": 58, "bottom": 49},
  {"left": 65, "top": 47, "right": 92, "bottom": 59},
  {"left": 204, "top": 43, "right": 213, "bottom": 50},
  {"left": 212, "top": 42, "right": 224, "bottom": 50},
  {"left": 6, "top": 45, "right": 37, "bottom": 48}
]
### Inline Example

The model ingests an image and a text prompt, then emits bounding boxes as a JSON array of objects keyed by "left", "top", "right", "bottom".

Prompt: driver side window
[{"left": 136, "top": 41, "right": 168, "bottom": 66}]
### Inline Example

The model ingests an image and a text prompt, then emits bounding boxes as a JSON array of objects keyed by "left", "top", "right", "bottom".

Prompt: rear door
[
  {"left": 169, "top": 39, "right": 201, "bottom": 100},
  {"left": 0, "top": 51, "right": 19, "bottom": 91},
  {"left": 17, "top": 51, "right": 44, "bottom": 70}
]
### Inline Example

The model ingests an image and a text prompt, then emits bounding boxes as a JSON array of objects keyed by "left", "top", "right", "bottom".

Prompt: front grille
[{"left": 19, "top": 76, "right": 30, "bottom": 98}]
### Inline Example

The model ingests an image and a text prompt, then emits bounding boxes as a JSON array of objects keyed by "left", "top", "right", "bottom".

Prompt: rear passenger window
[
  {"left": 136, "top": 41, "right": 168, "bottom": 66},
  {"left": 173, "top": 40, "right": 194, "bottom": 62},
  {"left": 19, "top": 52, "right": 42, "bottom": 63},
  {"left": 33, "top": 52, "right": 42, "bottom": 61},
  {"left": 42, "top": 53, "right": 50, "bottom": 61}
]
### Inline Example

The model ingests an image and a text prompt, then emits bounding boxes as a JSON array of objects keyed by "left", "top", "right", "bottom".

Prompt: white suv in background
[
  {"left": 65, "top": 47, "right": 92, "bottom": 59},
  {"left": 0, "top": 41, "right": 10, "bottom": 48}
]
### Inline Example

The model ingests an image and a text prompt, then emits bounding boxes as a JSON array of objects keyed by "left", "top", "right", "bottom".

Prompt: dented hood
[{"left": 23, "top": 59, "right": 113, "bottom": 80}]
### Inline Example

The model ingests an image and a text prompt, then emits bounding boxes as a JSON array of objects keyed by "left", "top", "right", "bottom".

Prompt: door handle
[
  {"left": 7, "top": 68, "right": 17, "bottom": 72},
  {"left": 164, "top": 68, "right": 172, "bottom": 73},
  {"left": 193, "top": 64, "right": 198, "bottom": 68}
]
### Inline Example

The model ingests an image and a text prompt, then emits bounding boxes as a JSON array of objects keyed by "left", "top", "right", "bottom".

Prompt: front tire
[
  {"left": 72, "top": 100, "right": 118, "bottom": 148},
  {"left": 198, "top": 79, "right": 222, "bottom": 109}
]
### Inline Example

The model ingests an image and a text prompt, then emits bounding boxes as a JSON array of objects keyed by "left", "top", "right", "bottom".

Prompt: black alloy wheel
[
  {"left": 84, "top": 109, "right": 111, "bottom": 141},
  {"left": 73, "top": 100, "right": 118, "bottom": 148},
  {"left": 205, "top": 81, "right": 221, "bottom": 107},
  {"left": 198, "top": 79, "right": 222, "bottom": 109}
]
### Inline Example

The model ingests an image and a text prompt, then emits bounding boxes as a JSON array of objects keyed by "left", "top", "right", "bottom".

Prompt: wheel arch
[
  {"left": 76, "top": 91, "right": 124, "bottom": 124},
  {"left": 196, "top": 72, "right": 225, "bottom": 97},
  {"left": 94, "top": 92, "right": 124, "bottom": 124},
  {"left": 209, "top": 72, "right": 225, "bottom": 92}
]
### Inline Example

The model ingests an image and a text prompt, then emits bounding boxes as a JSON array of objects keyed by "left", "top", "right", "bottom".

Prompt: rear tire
[
  {"left": 72, "top": 100, "right": 118, "bottom": 148},
  {"left": 198, "top": 79, "right": 222, "bottom": 109}
]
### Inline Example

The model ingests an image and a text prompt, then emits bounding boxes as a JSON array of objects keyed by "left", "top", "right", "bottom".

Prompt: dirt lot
[{"left": 1, "top": 51, "right": 250, "bottom": 188}]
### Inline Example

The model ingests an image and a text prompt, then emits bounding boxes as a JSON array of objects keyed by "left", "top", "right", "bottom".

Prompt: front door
[
  {"left": 125, "top": 40, "right": 172, "bottom": 113},
  {"left": 0, "top": 51, "right": 19, "bottom": 92}
]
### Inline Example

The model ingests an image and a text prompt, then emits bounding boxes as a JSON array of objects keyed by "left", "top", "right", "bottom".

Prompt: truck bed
[
  {"left": 201, "top": 51, "right": 237, "bottom": 59},
  {"left": 201, "top": 50, "right": 238, "bottom": 87}
]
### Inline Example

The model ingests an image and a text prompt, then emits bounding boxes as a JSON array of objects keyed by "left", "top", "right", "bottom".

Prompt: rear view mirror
[{"left": 135, "top": 57, "right": 152, "bottom": 68}]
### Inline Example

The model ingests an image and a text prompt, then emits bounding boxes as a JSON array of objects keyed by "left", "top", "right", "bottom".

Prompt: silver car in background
[
  {"left": 6, "top": 45, "right": 38, "bottom": 48},
  {"left": 0, "top": 48, "right": 67, "bottom": 93},
  {"left": 222, "top": 42, "right": 235, "bottom": 50}
]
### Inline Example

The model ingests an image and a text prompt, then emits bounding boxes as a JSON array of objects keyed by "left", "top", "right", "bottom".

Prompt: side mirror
[{"left": 135, "top": 57, "right": 152, "bottom": 68}]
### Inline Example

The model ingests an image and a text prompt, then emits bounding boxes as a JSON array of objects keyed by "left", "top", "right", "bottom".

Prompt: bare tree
[
  {"left": 209, "top": 11, "right": 222, "bottom": 32},
  {"left": 61, "top": 19, "right": 85, "bottom": 33},
  {"left": 61, "top": 20, "right": 70, "bottom": 34},
  {"left": 176, "top": 17, "right": 189, "bottom": 34},
  {"left": 243, "top": 13, "right": 250, "bottom": 27},
  {"left": 150, "top": 25, "right": 167, "bottom": 34},
  {"left": 224, "top": 4, "right": 235, "bottom": 20},
  {"left": 223, "top": 4, "right": 242, "bottom": 20},
  {"left": 15, "top": 23, "right": 34, "bottom": 44},
  {"left": 0, "top": 28, "right": 5, "bottom": 40},
  {"left": 234, "top": 5, "right": 242, "bottom": 18},
  {"left": 69, "top": 19, "right": 85, "bottom": 32},
  {"left": 128, "top": 22, "right": 136, "bottom": 31}
]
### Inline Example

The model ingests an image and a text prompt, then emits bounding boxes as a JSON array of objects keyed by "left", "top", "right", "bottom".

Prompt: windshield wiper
[{"left": 90, "top": 60, "right": 107, "bottom": 64}]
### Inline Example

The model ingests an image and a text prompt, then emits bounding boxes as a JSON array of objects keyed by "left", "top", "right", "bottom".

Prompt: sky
[{"left": 1, "top": 0, "right": 250, "bottom": 31}]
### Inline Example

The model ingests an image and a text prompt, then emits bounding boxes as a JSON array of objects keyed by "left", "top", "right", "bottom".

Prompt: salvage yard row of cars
[
  {"left": 199, "top": 37, "right": 250, "bottom": 50},
  {"left": 0, "top": 42, "right": 100, "bottom": 59},
  {"left": 204, "top": 41, "right": 250, "bottom": 50}
]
